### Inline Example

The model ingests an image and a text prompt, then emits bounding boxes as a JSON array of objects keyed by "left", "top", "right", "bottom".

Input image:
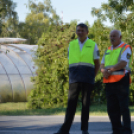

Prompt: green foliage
[
  {"left": 91, "top": 0, "right": 134, "bottom": 105},
  {"left": 18, "top": 0, "right": 62, "bottom": 44},
  {"left": 28, "top": 23, "right": 77, "bottom": 109},
  {"left": 0, "top": 0, "right": 19, "bottom": 37},
  {"left": 1, "top": 0, "right": 133, "bottom": 108},
  {"left": 28, "top": 19, "right": 112, "bottom": 109},
  {"left": 28, "top": 0, "right": 134, "bottom": 109}
]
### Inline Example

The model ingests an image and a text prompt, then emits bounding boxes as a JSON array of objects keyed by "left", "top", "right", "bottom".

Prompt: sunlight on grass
[{"left": 0, "top": 102, "right": 134, "bottom": 116}]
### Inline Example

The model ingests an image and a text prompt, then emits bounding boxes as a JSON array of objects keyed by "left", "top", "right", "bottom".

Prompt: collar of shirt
[
  {"left": 78, "top": 37, "right": 89, "bottom": 45},
  {"left": 111, "top": 41, "right": 124, "bottom": 50}
]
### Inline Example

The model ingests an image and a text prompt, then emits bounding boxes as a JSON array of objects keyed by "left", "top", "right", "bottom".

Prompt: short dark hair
[{"left": 76, "top": 23, "right": 88, "bottom": 32}]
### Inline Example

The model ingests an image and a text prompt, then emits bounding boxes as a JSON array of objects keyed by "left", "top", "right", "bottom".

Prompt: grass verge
[{"left": 0, "top": 102, "right": 134, "bottom": 116}]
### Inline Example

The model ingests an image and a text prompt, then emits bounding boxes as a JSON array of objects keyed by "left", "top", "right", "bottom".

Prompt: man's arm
[
  {"left": 100, "top": 64, "right": 110, "bottom": 78},
  {"left": 94, "top": 59, "right": 100, "bottom": 77},
  {"left": 100, "top": 54, "right": 110, "bottom": 78},
  {"left": 108, "top": 47, "right": 131, "bottom": 72},
  {"left": 107, "top": 60, "right": 127, "bottom": 72},
  {"left": 93, "top": 44, "right": 100, "bottom": 76}
]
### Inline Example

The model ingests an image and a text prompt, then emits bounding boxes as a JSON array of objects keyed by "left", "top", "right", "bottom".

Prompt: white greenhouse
[{"left": 0, "top": 38, "right": 38, "bottom": 102}]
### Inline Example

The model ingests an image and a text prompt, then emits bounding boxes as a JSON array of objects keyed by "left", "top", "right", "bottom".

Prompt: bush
[{"left": 28, "top": 21, "right": 134, "bottom": 109}]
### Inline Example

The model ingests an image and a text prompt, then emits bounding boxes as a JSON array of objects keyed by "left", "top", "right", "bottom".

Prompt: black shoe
[{"left": 82, "top": 130, "right": 89, "bottom": 134}]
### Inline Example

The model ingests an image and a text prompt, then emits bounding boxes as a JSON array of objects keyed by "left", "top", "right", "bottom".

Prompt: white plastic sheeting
[
  {"left": 0, "top": 38, "right": 27, "bottom": 43},
  {"left": 0, "top": 44, "right": 38, "bottom": 102}
]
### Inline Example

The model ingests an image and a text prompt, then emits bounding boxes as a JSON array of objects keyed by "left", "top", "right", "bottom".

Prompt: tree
[
  {"left": 27, "top": 19, "right": 112, "bottom": 109},
  {"left": 19, "top": 0, "right": 61, "bottom": 44},
  {"left": 0, "top": 0, "right": 19, "bottom": 37},
  {"left": 27, "top": 0, "right": 134, "bottom": 109},
  {"left": 28, "top": 23, "right": 77, "bottom": 109},
  {"left": 91, "top": 0, "right": 134, "bottom": 104}
]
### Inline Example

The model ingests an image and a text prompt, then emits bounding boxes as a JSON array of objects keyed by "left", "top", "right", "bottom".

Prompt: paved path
[{"left": 0, "top": 116, "right": 134, "bottom": 134}]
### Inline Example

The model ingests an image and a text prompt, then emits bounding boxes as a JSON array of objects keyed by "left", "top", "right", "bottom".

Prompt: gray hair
[{"left": 110, "top": 30, "right": 121, "bottom": 37}]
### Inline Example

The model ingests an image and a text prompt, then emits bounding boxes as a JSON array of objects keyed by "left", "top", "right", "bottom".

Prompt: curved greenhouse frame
[{"left": 0, "top": 42, "right": 38, "bottom": 102}]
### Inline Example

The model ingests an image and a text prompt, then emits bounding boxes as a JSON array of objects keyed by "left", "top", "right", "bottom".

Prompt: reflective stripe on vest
[
  {"left": 69, "top": 62, "right": 95, "bottom": 68},
  {"left": 110, "top": 71, "right": 124, "bottom": 75},
  {"left": 103, "top": 43, "right": 132, "bottom": 83},
  {"left": 69, "top": 39, "right": 95, "bottom": 67}
]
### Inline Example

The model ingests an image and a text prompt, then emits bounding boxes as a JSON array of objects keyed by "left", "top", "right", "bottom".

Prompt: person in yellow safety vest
[
  {"left": 100, "top": 30, "right": 133, "bottom": 134},
  {"left": 54, "top": 23, "right": 100, "bottom": 134}
]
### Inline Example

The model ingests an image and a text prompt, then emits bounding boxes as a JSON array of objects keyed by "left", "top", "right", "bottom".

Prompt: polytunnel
[{"left": 0, "top": 38, "right": 38, "bottom": 102}]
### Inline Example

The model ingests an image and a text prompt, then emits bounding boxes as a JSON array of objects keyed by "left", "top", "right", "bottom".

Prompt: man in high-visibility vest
[
  {"left": 100, "top": 30, "right": 133, "bottom": 134},
  {"left": 54, "top": 23, "right": 100, "bottom": 134}
]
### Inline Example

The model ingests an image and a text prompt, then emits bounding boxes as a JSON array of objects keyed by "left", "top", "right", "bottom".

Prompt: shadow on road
[{"left": 0, "top": 121, "right": 133, "bottom": 133}]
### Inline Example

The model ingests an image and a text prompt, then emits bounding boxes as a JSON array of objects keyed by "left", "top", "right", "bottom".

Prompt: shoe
[{"left": 82, "top": 130, "right": 89, "bottom": 134}]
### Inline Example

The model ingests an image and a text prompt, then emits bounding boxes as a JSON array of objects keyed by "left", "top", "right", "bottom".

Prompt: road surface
[{"left": 0, "top": 116, "right": 134, "bottom": 134}]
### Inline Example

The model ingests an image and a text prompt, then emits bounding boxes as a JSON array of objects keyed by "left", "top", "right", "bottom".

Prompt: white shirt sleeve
[
  {"left": 93, "top": 44, "right": 100, "bottom": 59},
  {"left": 120, "top": 47, "right": 132, "bottom": 62},
  {"left": 101, "top": 55, "right": 105, "bottom": 64}
]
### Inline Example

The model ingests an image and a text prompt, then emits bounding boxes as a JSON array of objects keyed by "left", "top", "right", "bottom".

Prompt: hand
[
  {"left": 101, "top": 68, "right": 111, "bottom": 79},
  {"left": 107, "top": 67, "right": 114, "bottom": 72}
]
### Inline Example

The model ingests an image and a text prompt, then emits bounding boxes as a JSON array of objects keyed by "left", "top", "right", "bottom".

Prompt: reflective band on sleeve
[
  {"left": 125, "top": 66, "right": 131, "bottom": 71},
  {"left": 118, "top": 44, "right": 127, "bottom": 62},
  {"left": 105, "top": 65, "right": 131, "bottom": 71},
  {"left": 103, "top": 49, "right": 108, "bottom": 63},
  {"left": 111, "top": 71, "right": 124, "bottom": 75},
  {"left": 69, "top": 62, "right": 95, "bottom": 68}
]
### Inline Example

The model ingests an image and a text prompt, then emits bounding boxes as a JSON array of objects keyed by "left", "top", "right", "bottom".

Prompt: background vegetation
[{"left": 0, "top": 0, "right": 134, "bottom": 109}]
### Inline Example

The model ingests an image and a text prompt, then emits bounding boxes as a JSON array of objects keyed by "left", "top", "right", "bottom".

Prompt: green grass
[{"left": 0, "top": 102, "right": 134, "bottom": 116}]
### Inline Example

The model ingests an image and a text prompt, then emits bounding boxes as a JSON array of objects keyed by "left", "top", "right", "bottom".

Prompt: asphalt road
[{"left": 0, "top": 116, "right": 134, "bottom": 134}]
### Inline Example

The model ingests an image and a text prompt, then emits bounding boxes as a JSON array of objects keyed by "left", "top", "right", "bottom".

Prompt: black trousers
[
  {"left": 105, "top": 73, "right": 132, "bottom": 134},
  {"left": 58, "top": 82, "right": 94, "bottom": 134}
]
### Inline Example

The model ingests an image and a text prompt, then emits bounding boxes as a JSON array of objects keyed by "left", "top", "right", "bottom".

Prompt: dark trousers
[
  {"left": 58, "top": 82, "right": 94, "bottom": 134},
  {"left": 105, "top": 73, "right": 132, "bottom": 134}
]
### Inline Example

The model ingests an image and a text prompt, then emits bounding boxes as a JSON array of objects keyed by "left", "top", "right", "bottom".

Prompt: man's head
[
  {"left": 76, "top": 23, "right": 88, "bottom": 40},
  {"left": 110, "top": 30, "right": 122, "bottom": 47}
]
